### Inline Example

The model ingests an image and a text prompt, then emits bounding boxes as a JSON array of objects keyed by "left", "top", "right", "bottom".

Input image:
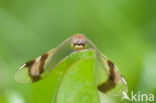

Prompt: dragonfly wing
[
  {"left": 15, "top": 37, "right": 73, "bottom": 83},
  {"left": 97, "top": 52, "right": 128, "bottom": 96},
  {"left": 86, "top": 38, "right": 128, "bottom": 96},
  {"left": 15, "top": 48, "right": 55, "bottom": 83}
]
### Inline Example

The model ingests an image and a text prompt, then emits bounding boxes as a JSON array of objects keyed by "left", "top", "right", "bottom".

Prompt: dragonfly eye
[{"left": 71, "top": 34, "right": 87, "bottom": 50}]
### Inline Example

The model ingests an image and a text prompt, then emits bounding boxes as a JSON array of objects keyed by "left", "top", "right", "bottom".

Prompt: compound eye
[
  {"left": 72, "top": 34, "right": 86, "bottom": 47},
  {"left": 72, "top": 39, "right": 78, "bottom": 45},
  {"left": 79, "top": 39, "right": 86, "bottom": 45}
]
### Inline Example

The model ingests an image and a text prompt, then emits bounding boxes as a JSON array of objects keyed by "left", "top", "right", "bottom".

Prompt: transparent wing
[
  {"left": 97, "top": 52, "right": 128, "bottom": 96},
  {"left": 15, "top": 37, "right": 73, "bottom": 83},
  {"left": 86, "top": 38, "right": 128, "bottom": 96},
  {"left": 15, "top": 48, "right": 55, "bottom": 83}
]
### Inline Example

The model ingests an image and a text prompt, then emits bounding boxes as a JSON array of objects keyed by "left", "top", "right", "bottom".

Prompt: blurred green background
[{"left": 0, "top": 0, "right": 156, "bottom": 103}]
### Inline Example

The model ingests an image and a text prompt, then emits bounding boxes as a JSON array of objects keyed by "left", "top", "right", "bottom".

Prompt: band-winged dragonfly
[{"left": 15, "top": 34, "right": 128, "bottom": 96}]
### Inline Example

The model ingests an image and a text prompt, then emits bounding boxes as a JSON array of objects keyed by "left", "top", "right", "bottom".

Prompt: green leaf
[{"left": 51, "top": 49, "right": 100, "bottom": 103}]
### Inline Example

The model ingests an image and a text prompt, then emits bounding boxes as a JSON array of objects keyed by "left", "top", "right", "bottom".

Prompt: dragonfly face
[
  {"left": 15, "top": 34, "right": 128, "bottom": 97},
  {"left": 71, "top": 34, "right": 87, "bottom": 50}
]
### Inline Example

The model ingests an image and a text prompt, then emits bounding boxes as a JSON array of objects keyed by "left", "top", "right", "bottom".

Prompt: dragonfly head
[{"left": 71, "top": 34, "right": 87, "bottom": 50}]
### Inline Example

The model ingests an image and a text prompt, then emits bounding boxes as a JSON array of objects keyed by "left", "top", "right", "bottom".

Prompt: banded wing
[
  {"left": 14, "top": 49, "right": 55, "bottom": 83},
  {"left": 97, "top": 52, "right": 128, "bottom": 96},
  {"left": 86, "top": 38, "right": 128, "bottom": 96},
  {"left": 15, "top": 37, "right": 73, "bottom": 83}
]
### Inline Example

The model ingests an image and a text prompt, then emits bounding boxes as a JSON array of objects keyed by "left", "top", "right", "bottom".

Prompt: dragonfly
[{"left": 15, "top": 34, "right": 128, "bottom": 96}]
